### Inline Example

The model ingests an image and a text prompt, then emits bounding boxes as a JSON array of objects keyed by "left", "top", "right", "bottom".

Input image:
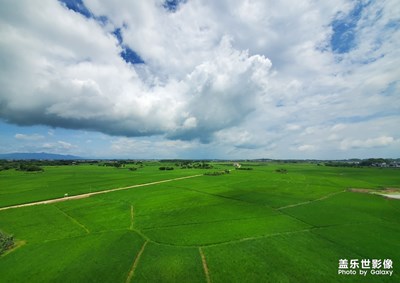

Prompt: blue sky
[{"left": 0, "top": 0, "right": 399, "bottom": 159}]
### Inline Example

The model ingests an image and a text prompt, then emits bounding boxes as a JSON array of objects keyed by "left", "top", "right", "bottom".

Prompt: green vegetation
[
  {"left": 0, "top": 161, "right": 399, "bottom": 282},
  {"left": 0, "top": 231, "right": 14, "bottom": 255},
  {"left": 204, "top": 170, "right": 230, "bottom": 176},
  {"left": 0, "top": 163, "right": 205, "bottom": 208},
  {"left": 275, "top": 168, "right": 288, "bottom": 173},
  {"left": 16, "top": 164, "right": 44, "bottom": 172},
  {"left": 161, "top": 160, "right": 213, "bottom": 169},
  {"left": 0, "top": 161, "right": 44, "bottom": 172},
  {"left": 235, "top": 167, "right": 253, "bottom": 170},
  {"left": 159, "top": 166, "right": 174, "bottom": 170},
  {"left": 134, "top": 244, "right": 204, "bottom": 283},
  {"left": 325, "top": 158, "right": 399, "bottom": 168}
]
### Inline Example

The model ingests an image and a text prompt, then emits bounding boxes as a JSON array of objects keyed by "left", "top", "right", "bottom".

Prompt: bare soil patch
[
  {"left": 348, "top": 188, "right": 400, "bottom": 200},
  {"left": 381, "top": 194, "right": 400, "bottom": 200},
  {"left": 348, "top": 188, "right": 372, "bottom": 193}
]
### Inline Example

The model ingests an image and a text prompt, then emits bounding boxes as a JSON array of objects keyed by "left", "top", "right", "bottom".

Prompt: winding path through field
[{"left": 0, "top": 174, "right": 203, "bottom": 212}]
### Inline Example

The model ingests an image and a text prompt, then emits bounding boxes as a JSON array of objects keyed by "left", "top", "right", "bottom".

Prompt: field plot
[
  {"left": 0, "top": 163, "right": 399, "bottom": 282},
  {"left": 0, "top": 164, "right": 203, "bottom": 208}
]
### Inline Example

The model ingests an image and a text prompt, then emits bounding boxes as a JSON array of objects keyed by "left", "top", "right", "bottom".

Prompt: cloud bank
[{"left": 0, "top": 0, "right": 399, "bottom": 158}]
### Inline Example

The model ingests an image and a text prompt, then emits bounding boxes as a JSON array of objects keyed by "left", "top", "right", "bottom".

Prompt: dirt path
[
  {"left": 125, "top": 240, "right": 148, "bottom": 283},
  {"left": 0, "top": 174, "right": 203, "bottom": 212},
  {"left": 199, "top": 247, "right": 211, "bottom": 283}
]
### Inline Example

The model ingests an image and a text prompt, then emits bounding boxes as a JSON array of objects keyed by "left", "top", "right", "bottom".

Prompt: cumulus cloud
[
  {"left": 168, "top": 37, "right": 272, "bottom": 141},
  {"left": 0, "top": 0, "right": 273, "bottom": 141},
  {"left": 0, "top": 0, "right": 399, "bottom": 158}
]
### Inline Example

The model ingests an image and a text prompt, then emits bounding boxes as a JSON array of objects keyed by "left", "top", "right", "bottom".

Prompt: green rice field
[{"left": 0, "top": 162, "right": 399, "bottom": 282}]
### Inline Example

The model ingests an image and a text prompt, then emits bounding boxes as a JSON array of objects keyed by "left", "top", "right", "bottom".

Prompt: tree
[{"left": 0, "top": 231, "right": 14, "bottom": 255}]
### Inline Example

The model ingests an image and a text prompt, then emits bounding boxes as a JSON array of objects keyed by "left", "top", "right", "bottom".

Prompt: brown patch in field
[
  {"left": 348, "top": 188, "right": 400, "bottom": 200},
  {"left": 348, "top": 188, "right": 372, "bottom": 193},
  {"left": 383, "top": 188, "right": 400, "bottom": 193},
  {"left": 348, "top": 188, "right": 400, "bottom": 194}
]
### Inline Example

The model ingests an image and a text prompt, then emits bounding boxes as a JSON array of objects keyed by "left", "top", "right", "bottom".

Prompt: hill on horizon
[{"left": 0, "top": 152, "right": 83, "bottom": 160}]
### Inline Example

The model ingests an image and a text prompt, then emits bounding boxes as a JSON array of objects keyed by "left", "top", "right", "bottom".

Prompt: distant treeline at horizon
[{"left": 0, "top": 158, "right": 399, "bottom": 172}]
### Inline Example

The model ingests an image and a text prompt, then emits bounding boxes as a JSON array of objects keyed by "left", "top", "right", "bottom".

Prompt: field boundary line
[
  {"left": 131, "top": 228, "right": 314, "bottom": 248},
  {"left": 0, "top": 174, "right": 203, "bottom": 211},
  {"left": 53, "top": 205, "right": 90, "bottom": 234},
  {"left": 130, "top": 205, "right": 134, "bottom": 230},
  {"left": 201, "top": 228, "right": 313, "bottom": 248},
  {"left": 199, "top": 247, "right": 211, "bottom": 283},
  {"left": 309, "top": 229, "right": 367, "bottom": 259},
  {"left": 277, "top": 190, "right": 346, "bottom": 210},
  {"left": 142, "top": 216, "right": 277, "bottom": 231},
  {"left": 125, "top": 240, "right": 148, "bottom": 283}
]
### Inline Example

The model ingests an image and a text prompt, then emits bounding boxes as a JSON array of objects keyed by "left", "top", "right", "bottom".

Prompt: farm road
[{"left": 0, "top": 174, "right": 203, "bottom": 212}]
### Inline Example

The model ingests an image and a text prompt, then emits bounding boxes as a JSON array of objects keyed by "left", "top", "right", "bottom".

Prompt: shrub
[
  {"left": 0, "top": 232, "right": 14, "bottom": 255},
  {"left": 17, "top": 164, "right": 44, "bottom": 172},
  {"left": 159, "top": 166, "right": 174, "bottom": 171},
  {"left": 204, "top": 171, "right": 228, "bottom": 176}
]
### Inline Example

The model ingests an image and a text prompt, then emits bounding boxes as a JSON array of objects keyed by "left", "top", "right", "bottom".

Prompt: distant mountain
[{"left": 0, "top": 152, "right": 84, "bottom": 160}]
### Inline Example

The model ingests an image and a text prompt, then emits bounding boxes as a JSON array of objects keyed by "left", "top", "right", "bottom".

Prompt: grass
[
  {"left": 143, "top": 214, "right": 309, "bottom": 246},
  {"left": 0, "top": 162, "right": 399, "bottom": 282},
  {"left": 0, "top": 205, "right": 86, "bottom": 243},
  {"left": 0, "top": 230, "right": 144, "bottom": 283},
  {"left": 0, "top": 164, "right": 204, "bottom": 208},
  {"left": 55, "top": 197, "right": 131, "bottom": 233},
  {"left": 132, "top": 243, "right": 205, "bottom": 283},
  {"left": 203, "top": 232, "right": 366, "bottom": 283}
]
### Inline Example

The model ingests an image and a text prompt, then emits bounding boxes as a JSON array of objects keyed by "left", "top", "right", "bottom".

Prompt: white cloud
[
  {"left": 286, "top": 124, "right": 302, "bottom": 131},
  {"left": 0, "top": 0, "right": 273, "bottom": 141},
  {"left": 57, "top": 141, "right": 75, "bottom": 149},
  {"left": 296, "top": 144, "right": 317, "bottom": 152},
  {"left": 0, "top": 0, "right": 399, "bottom": 158},
  {"left": 110, "top": 137, "right": 197, "bottom": 159},
  {"left": 340, "top": 136, "right": 397, "bottom": 150},
  {"left": 15, "top": 133, "right": 45, "bottom": 141},
  {"left": 41, "top": 140, "right": 77, "bottom": 152}
]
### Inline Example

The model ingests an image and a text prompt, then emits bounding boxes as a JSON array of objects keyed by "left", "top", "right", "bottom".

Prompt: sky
[{"left": 0, "top": 0, "right": 399, "bottom": 159}]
